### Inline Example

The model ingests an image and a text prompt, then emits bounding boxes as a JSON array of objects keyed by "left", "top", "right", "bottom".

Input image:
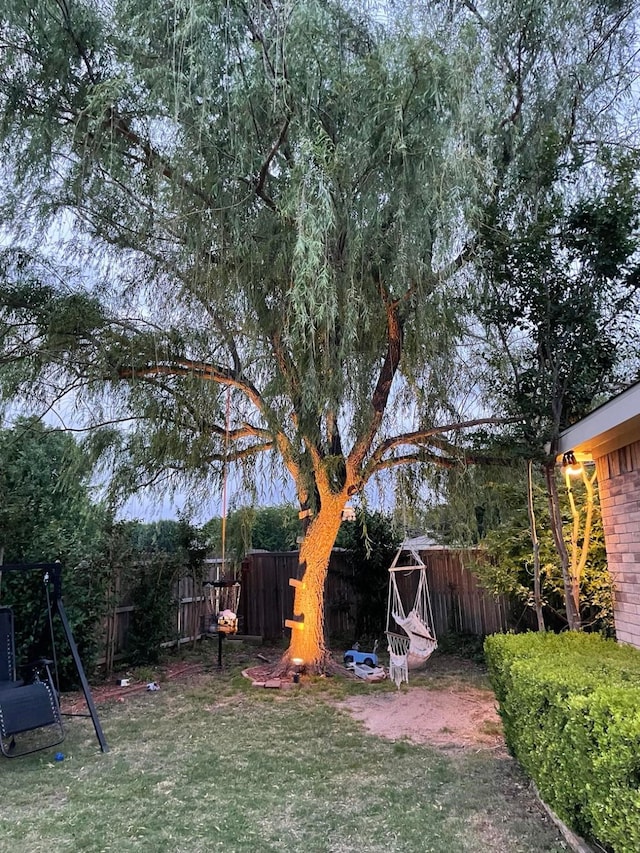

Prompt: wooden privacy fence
[
  {"left": 240, "top": 550, "right": 356, "bottom": 641},
  {"left": 101, "top": 558, "right": 230, "bottom": 672},
  {"left": 98, "top": 547, "right": 510, "bottom": 670},
  {"left": 240, "top": 547, "right": 511, "bottom": 641},
  {"left": 403, "top": 548, "right": 510, "bottom": 638}
]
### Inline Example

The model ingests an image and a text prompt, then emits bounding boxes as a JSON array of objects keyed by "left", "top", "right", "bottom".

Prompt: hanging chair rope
[
  {"left": 204, "top": 387, "right": 241, "bottom": 636},
  {"left": 220, "top": 386, "right": 231, "bottom": 578},
  {"left": 386, "top": 632, "right": 410, "bottom": 688}
]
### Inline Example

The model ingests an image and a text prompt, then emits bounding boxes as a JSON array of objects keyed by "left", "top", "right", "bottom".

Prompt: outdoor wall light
[{"left": 562, "top": 450, "right": 584, "bottom": 477}]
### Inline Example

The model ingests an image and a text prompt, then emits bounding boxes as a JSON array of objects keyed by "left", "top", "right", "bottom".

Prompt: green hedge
[{"left": 485, "top": 632, "right": 640, "bottom": 853}]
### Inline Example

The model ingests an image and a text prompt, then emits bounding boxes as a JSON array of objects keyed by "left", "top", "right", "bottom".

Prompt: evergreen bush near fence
[
  {"left": 126, "top": 555, "right": 181, "bottom": 665},
  {"left": 485, "top": 632, "right": 640, "bottom": 853},
  {"left": 0, "top": 559, "right": 111, "bottom": 689}
]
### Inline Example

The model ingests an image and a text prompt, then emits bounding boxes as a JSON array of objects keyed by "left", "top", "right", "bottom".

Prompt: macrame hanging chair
[{"left": 385, "top": 545, "right": 437, "bottom": 688}]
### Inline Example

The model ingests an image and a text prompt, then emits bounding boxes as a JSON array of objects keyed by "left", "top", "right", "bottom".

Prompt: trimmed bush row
[{"left": 485, "top": 632, "right": 640, "bottom": 853}]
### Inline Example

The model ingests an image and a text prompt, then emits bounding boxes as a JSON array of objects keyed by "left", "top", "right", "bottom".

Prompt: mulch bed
[
  {"left": 243, "top": 658, "right": 355, "bottom": 687},
  {"left": 61, "top": 661, "right": 207, "bottom": 713},
  {"left": 61, "top": 646, "right": 356, "bottom": 708}
]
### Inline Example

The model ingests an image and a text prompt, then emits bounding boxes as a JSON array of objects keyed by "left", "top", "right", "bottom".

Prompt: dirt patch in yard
[{"left": 338, "top": 685, "right": 505, "bottom": 751}]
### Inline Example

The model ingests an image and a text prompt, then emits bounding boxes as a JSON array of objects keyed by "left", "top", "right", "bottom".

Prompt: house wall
[{"left": 595, "top": 439, "right": 640, "bottom": 648}]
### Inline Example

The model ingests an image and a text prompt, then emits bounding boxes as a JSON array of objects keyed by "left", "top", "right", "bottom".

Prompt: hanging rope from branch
[{"left": 221, "top": 386, "right": 231, "bottom": 577}]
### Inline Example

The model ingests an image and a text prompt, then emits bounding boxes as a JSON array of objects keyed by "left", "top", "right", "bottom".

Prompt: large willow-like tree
[{"left": 0, "top": 0, "right": 635, "bottom": 670}]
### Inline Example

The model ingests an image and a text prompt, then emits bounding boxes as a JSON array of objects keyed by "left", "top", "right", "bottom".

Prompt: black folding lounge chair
[
  {"left": 0, "top": 606, "right": 64, "bottom": 757},
  {"left": 0, "top": 605, "right": 21, "bottom": 687}
]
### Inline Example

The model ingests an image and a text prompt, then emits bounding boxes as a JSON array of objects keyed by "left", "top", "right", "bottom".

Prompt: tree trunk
[
  {"left": 281, "top": 493, "right": 345, "bottom": 674},
  {"left": 545, "top": 462, "right": 581, "bottom": 630},
  {"left": 526, "top": 461, "right": 545, "bottom": 631},
  {"left": 565, "top": 466, "right": 598, "bottom": 625}
]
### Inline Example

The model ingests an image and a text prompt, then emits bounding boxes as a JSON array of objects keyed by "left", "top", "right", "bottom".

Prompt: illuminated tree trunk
[
  {"left": 282, "top": 491, "right": 346, "bottom": 674},
  {"left": 565, "top": 465, "right": 598, "bottom": 623},
  {"left": 545, "top": 463, "right": 581, "bottom": 630}
]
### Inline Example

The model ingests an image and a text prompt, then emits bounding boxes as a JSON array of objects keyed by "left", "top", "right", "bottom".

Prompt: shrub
[
  {"left": 0, "top": 559, "right": 112, "bottom": 690},
  {"left": 436, "top": 631, "right": 486, "bottom": 663},
  {"left": 0, "top": 418, "right": 112, "bottom": 686},
  {"left": 126, "top": 554, "right": 180, "bottom": 666},
  {"left": 485, "top": 632, "right": 640, "bottom": 853}
]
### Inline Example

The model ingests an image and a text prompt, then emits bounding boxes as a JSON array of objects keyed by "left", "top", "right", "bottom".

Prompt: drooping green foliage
[
  {"left": 0, "top": 0, "right": 637, "bottom": 663},
  {"left": 423, "top": 463, "right": 526, "bottom": 547},
  {"left": 0, "top": 0, "right": 634, "bottom": 501},
  {"left": 0, "top": 1, "right": 487, "bottom": 501}
]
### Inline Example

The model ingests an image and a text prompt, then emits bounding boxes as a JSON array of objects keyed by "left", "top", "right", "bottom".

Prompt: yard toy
[{"left": 343, "top": 648, "right": 379, "bottom": 667}]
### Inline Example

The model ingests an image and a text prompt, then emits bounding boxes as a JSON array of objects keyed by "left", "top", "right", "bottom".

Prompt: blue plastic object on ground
[
  {"left": 343, "top": 649, "right": 379, "bottom": 667},
  {"left": 54, "top": 752, "right": 64, "bottom": 761}
]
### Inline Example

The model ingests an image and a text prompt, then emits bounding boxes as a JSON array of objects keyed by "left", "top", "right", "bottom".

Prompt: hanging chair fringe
[{"left": 386, "top": 632, "right": 410, "bottom": 688}]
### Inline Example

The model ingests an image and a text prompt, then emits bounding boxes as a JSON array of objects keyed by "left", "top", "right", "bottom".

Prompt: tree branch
[
  {"left": 117, "top": 356, "right": 304, "bottom": 488},
  {"left": 347, "top": 285, "right": 403, "bottom": 476},
  {"left": 108, "top": 114, "right": 219, "bottom": 211},
  {"left": 117, "top": 358, "right": 264, "bottom": 411},
  {"left": 253, "top": 115, "right": 291, "bottom": 208},
  {"left": 362, "top": 416, "right": 521, "bottom": 484},
  {"left": 368, "top": 452, "right": 457, "bottom": 473},
  {"left": 55, "top": 0, "right": 98, "bottom": 84}
]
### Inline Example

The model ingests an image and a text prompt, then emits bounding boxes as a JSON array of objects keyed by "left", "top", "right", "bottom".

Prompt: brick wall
[{"left": 595, "top": 439, "right": 640, "bottom": 648}]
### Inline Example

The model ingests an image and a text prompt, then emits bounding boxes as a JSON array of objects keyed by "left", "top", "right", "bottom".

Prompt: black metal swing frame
[{"left": 0, "top": 562, "right": 109, "bottom": 757}]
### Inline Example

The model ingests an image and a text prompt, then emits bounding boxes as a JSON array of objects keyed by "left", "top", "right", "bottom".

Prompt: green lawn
[{"left": 0, "top": 648, "right": 565, "bottom": 853}]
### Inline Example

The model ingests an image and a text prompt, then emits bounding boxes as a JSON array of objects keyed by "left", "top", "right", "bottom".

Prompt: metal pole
[{"left": 55, "top": 595, "right": 109, "bottom": 753}]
